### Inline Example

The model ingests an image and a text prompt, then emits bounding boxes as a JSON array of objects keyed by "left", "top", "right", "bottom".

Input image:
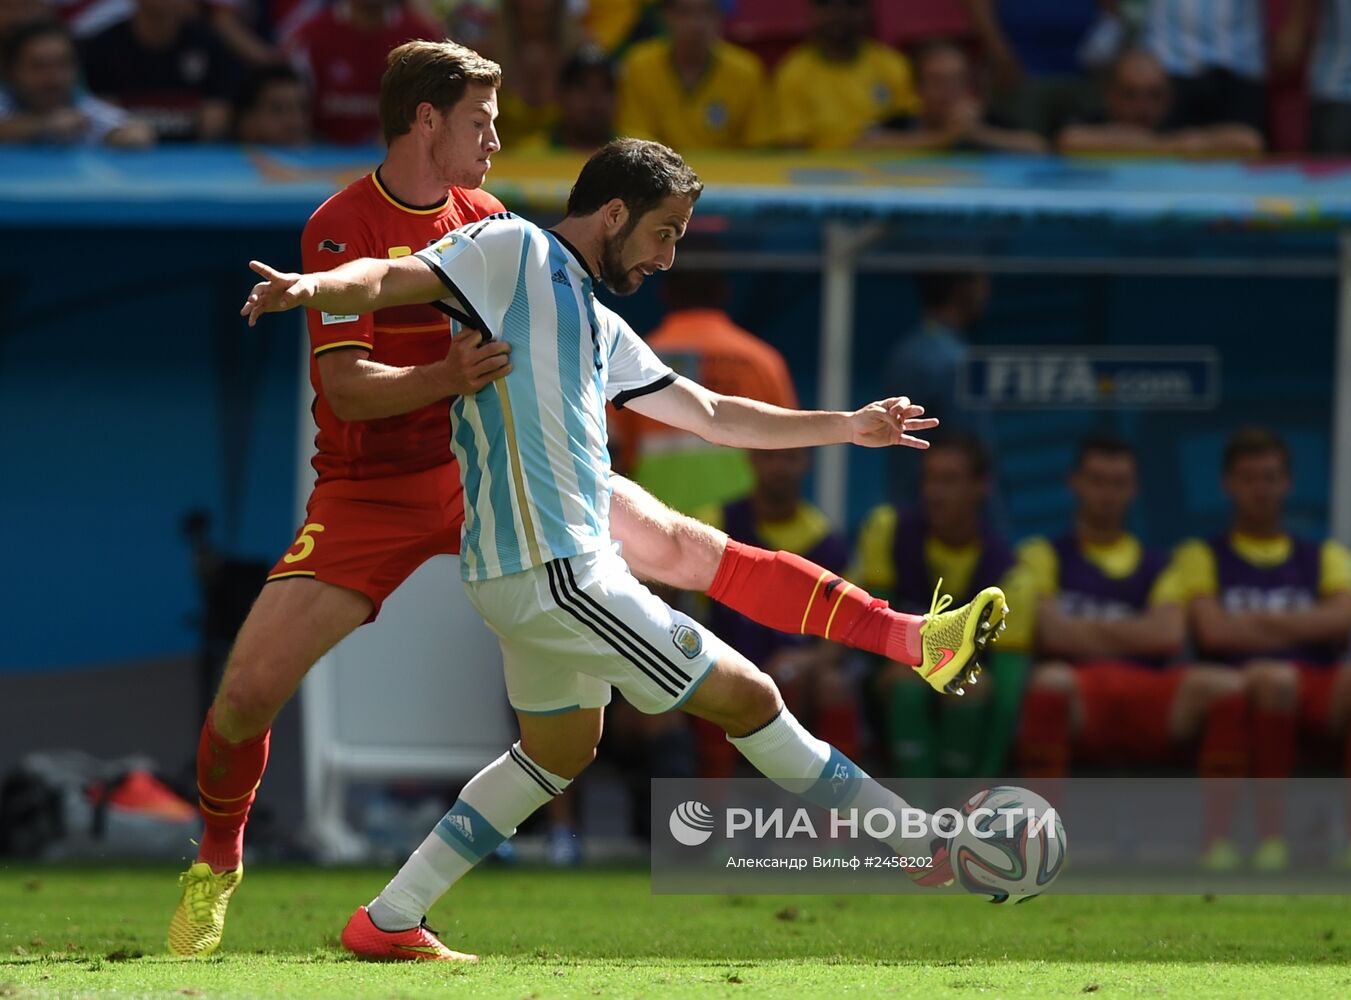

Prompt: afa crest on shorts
[{"left": 671, "top": 624, "right": 703, "bottom": 659}]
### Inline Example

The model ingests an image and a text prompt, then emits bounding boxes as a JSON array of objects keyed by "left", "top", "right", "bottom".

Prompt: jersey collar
[
  {"left": 371, "top": 167, "right": 450, "bottom": 215},
  {"left": 547, "top": 229, "right": 596, "bottom": 284}
]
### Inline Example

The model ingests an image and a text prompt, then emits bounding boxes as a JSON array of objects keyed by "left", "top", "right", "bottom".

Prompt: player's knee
[
  {"left": 1245, "top": 659, "right": 1298, "bottom": 710},
  {"left": 1030, "top": 661, "right": 1075, "bottom": 693},
  {"left": 1191, "top": 667, "right": 1246, "bottom": 704},
  {"left": 213, "top": 676, "right": 281, "bottom": 741}
]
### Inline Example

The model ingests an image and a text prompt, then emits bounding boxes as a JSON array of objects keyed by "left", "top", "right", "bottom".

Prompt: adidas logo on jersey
[
  {"left": 551, "top": 268, "right": 569, "bottom": 286},
  {"left": 444, "top": 813, "right": 474, "bottom": 842}
]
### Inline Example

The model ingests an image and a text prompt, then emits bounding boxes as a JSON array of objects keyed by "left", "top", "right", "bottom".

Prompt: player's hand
[
  {"left": 947, "top": 98, "right": 984, "bottom": 138},
  {"left": 44, "top": 107, "right": 89, "bottom": 141},
  {"left": 439, "top": 325, "right": 512, "bottom": 395},
  {"left": 848, "top": 396, "right": 939, "bottom": 449},
  {"left": 240, "top": 260, "right": 314, "bottom": 326}
]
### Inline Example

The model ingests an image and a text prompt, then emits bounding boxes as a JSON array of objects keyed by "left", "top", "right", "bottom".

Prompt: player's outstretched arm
[
  {"left": 239, "top": 257, "right": 444, "bottom": 327},
  {"left": 623, "top": 377, "right": 938, "bottom": 450}
]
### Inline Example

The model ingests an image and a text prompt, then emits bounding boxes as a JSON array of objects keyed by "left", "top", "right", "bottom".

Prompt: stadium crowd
[{"left": 2, "top": 0, "right": 1351, "bottom": 152}]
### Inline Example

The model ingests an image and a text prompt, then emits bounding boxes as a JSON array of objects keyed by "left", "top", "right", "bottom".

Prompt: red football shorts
[
  {"left": 1073, "top": 661, "right": 1185, "bottom": 764},
  {"left": 266, "top": 463, "right": 464, "bottom": 621}
]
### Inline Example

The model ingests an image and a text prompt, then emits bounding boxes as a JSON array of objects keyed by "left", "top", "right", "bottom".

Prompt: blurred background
[{"left": 2, "top": 0, "right": 1349, "bottom": 870}]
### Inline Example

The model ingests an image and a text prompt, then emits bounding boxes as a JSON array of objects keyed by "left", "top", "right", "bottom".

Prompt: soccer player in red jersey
[{"left": 170, "top": 40, "right": 995, "bottom": 958}]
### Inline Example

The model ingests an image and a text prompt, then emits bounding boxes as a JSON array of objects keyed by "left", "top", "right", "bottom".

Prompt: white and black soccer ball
[{"left": 949, "top": 786, "right": 1067, "bottom": 904}]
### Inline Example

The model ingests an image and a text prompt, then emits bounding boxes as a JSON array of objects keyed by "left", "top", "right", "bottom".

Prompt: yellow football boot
[
  {"left": 168, "top": 861, "right": 243, "bottom": 957},
  {"left": 916, "top": 580, "right": 1008, "bottom": 695}
]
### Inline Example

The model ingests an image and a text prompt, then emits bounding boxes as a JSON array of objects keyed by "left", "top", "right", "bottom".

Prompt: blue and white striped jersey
[
  {"left": 1144, "top": 0, "right": 1265, "bottom": 79},
  {"left": 415, "top": 214, "right": 676, "bottom": 582},
  {"left": 1312, "top": 0, "right": 1351, "bottom": 102}
]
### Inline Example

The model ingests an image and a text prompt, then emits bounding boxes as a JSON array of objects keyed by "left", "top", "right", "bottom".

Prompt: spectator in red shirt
[{"left": 284, "top": 0, "right": 441, "bottom": 144}]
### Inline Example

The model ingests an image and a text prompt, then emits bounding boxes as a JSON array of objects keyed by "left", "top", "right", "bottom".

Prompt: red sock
[
  {"left": 1344, "top": 728, "right": 1351, "bottom": 841},
  {"left": 816, "top": 702, "right": 861, "bottom": 762},
  {"left": 196, "top": 708, "right": 270, "bottom": 871},
  {"left": 1198, "top": 693, "right": 1248, "bottom": 847},
  {"left": 707, "top": 540, "right": 923, "bottom": 664},
  {"left": 1252, "top": 706, "right": 1295, "bottom": 842},
  {"left": 694, "top": 718, "right": 736, "bottom": 779},
  {"left": 1017, "top": 688, "right": 1070, "bottom": 780}
]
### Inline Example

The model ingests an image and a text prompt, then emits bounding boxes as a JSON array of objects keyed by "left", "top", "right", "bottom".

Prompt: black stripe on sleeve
[
  {"left": 612, "top": 371, "right": 678, "bottom": 410},
  {"left": 544, "top": 561, "right": 683, "bottom": 697},
  {"left": 416, "top": 256, "right": 495, "bottom": 340}
]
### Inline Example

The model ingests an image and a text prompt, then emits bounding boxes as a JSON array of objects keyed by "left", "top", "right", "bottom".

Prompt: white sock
[
  {"left": 728, "top": 708, "right": 931, "bottom": 855},
  {"left": 367, "top": 743, "right": 570, "bottom": 931}
]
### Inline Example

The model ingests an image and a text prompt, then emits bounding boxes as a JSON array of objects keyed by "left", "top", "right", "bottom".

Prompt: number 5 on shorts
[{"left": 283, "top": 523, "right": 325, "bottom": 564}]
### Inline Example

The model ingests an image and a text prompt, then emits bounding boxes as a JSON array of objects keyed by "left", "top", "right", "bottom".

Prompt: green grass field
[{"left": 1, "top": 865, "right": 1349, "bottom": 998}]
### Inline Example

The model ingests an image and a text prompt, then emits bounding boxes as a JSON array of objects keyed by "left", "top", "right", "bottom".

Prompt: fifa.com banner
[{"left": 650, "top": 778, "right": 1351, "bottom": 897}]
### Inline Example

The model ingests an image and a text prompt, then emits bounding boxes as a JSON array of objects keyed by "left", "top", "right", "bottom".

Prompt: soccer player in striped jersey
[
  {"left": 171, "top": 38, "right": 995, "bottom": 961},
  {"left": 241, "top": 139, "right": 1011, "bottom": 960}
]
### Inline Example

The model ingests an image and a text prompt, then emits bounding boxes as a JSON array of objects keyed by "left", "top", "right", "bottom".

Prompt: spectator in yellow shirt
[
  {"left": 490, "top": 0, "right": 586, "bottom": 146},
  {"left": 617, "top": 0, "right": 772, "bottom": 149},
  {"left": 772, "top": 0, "right": 919, "bottom": 150},
  {"left": 516, "top": 46, "right": 619, "bottom": 153}
]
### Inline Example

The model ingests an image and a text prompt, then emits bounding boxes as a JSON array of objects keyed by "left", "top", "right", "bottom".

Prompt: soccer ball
[{"left": 948, "top": 785, "right": 1067, "bottom": 904}]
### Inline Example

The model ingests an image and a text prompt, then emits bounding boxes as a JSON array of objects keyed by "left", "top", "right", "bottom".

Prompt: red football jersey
[
  {"left": 284, "top": 3, "right": 442, "bottom": 144},
  {"left": 302, "top": 171, "right": 505, "bottom": 483}
]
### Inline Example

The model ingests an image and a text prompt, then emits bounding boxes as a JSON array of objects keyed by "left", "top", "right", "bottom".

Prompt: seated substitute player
[
  {"left": 854, "top": 432, "right": 1027, "bottom": 778},
  {"left": 1173, "top": 426, "right": 1351, "bottom": 870},
  {"left": 170, "top": 40, "right": 1003, "bottom": 960},
  {"left": 240, "top": 138, "right": 1010, "bottom": 961},
  {"left": 1015, "top": 435, "right": 1249, "bottom": 862}
]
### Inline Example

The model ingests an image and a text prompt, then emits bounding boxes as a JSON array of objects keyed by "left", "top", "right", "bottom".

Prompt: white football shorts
[{"left": 463, "top": 547, "right": 721, "bottom": 715}]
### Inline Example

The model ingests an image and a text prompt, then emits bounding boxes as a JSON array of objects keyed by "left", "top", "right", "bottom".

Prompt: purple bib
[
  {"left": 890, "top": 508, "right": 1013, "bottom": 616},
  {"left": 1207, "top": 533, "right": 1342, "bottom": 666},
  {"left": 1050, "top": 534, "right": 1170, "bottom": 668},
  {"left": 1050, "top": 534, "right": 1167, "bottom": 620}
]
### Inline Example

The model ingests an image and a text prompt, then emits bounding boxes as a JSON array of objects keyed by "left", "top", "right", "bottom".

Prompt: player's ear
[
  {"left": 415, "top": 101, "right": 436, "bottom": 134},
  {"left": 602, "top": 198, "right": 629, "bottom": 235}
]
